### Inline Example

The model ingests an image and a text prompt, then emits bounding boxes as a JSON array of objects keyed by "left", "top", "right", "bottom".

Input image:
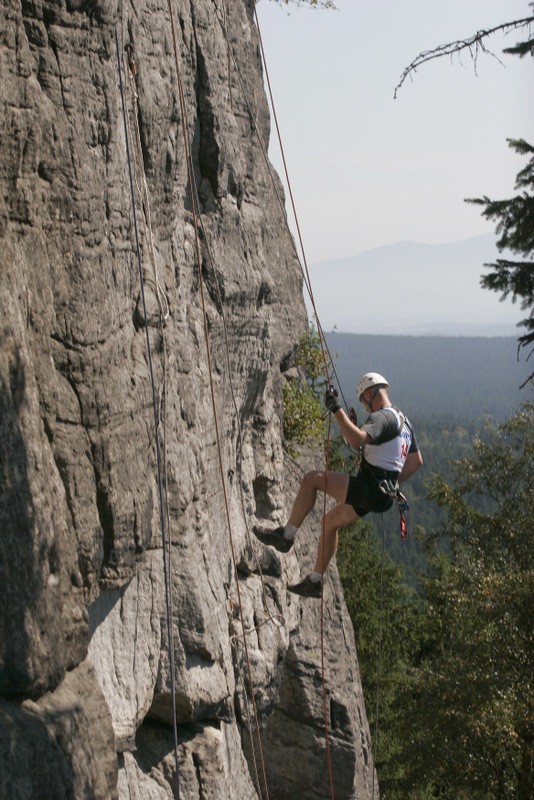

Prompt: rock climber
[{"left": 257, "top": 372, "right": 423, "bottom": 598}]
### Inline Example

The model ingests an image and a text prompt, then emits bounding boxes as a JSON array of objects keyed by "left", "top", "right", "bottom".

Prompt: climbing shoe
[
  {"left": 288, "top": 575, "right": 322, "bottom": 599},
  {"left": 255, "top": 527, "right": 294, "bottom": 553}
]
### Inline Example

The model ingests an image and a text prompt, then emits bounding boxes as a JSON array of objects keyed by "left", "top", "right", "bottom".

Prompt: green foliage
[
  {"left": 282, "top": 324, "right": 353, "bottom": 465},
  {"left": 467, "top": 135, "right": 534, "bottom": 384},
  {"left": 466, "top": 38, "right": 534, "bottom": 382},
  {"left": 504, "top": 37, "right": 534, "bottom": 59},
  {"left": 337, "top": 524, "right": 424, "bottom": 790},
  {"left": 282, "top": 379, "right": 324, "bottom": 455},
  {"left": 282, "top": 325, "right": 328, "bottom": 455},
  {"left": 396, "top": 404, "right": 534, "bottom": 799},
  {"left": 338, "top": 405, "right": 534, "bottom": 799},
  {"left": 294, "top": 324, "right": 326, "bottom": 392}
]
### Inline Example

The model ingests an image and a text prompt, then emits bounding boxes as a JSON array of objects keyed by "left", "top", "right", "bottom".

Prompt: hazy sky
[{"left": 256, "top": 0, "right": 533, "bottom": 263}]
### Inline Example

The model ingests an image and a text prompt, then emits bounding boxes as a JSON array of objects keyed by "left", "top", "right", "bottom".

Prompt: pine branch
[{"left": 394, "top": 16, "right": 534, "bottom": 98}]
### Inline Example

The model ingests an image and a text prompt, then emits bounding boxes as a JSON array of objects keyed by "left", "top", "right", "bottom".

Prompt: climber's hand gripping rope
[
  {"left": 324, "top": 386, "right": 358, "bottom": 426},
  {"left": 324, "top": 385, "right": 341, "bottom": 414}
]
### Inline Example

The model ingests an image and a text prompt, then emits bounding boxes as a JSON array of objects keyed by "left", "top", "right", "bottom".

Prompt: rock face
[{"left": 0, "top": 1, "right": 377, "bottom": 798}]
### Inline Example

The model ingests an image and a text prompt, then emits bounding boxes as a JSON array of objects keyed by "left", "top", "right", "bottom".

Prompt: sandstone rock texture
[{"left": 0, "top": 0, "right": 378, "bottom": 797}]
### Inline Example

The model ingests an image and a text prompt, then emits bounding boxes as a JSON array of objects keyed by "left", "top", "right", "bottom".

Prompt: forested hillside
[
  {"left": 337, "top": 405, "right": 534, "bottom": 800},
  {"left": 284, "top": 326, "right": 532, "bottom": 797},
  {"left": 325, "top": 331, "right": 534, "bottom": 800},
  {"left": 326, "top": 332, "right": 531, "bottom": 421}
]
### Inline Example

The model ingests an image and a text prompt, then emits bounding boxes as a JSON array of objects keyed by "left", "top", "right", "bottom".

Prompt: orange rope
[
  {"left": 209, "top": 0, "right": 350, "bottom": 410},
  {"left": 252, "top": 1, "right": 331, "bottom": 386},
  {"left": 165, "top": 3, "right": 271, "bottom": 797},
  {"left": 252, "top": 6, "right": 337, "bottom": 797}
]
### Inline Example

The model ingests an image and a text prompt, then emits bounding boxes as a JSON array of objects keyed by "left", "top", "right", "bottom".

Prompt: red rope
[
  {"left": 166, "top": 4, "right": 271, "bottom": 797},
  {"left": 252, "top": 2, "right": 331, "bottom": 387},
  {"left": 167, "top": 3, "right": 341, "bottom": 797},
  {"left": 252, "top": 6, "right": 337, "bottom": 798}
]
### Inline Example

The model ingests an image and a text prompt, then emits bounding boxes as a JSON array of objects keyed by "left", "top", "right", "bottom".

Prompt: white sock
[
  {"left": 283, "top": 523, "right": 298, "bottom": 540},
  {"left": 309, "top": 571, "right": 323, "bottom": 583}
]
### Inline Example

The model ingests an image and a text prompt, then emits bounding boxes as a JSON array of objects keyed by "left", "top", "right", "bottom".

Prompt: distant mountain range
[{"left": 306, "top": 234, "right": 520, "bottom": 337}]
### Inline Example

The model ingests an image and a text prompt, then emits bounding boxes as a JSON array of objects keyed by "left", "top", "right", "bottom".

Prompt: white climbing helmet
[{"left": 357, "top": 372, "right": 389, "bottom": 401}]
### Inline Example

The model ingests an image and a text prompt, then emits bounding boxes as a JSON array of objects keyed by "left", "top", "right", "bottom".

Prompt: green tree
[
  {"left": 397, "top": 404, "right": 534, "bottom": 799},
  {"left": 396, "top": 13, "right": 534, "bottom": 385},
  {"left": 293, "top": 323, "right": 326, "bottom": 392},
  {"left": 467, "top": 137, "right": 534, "bottom": 386},
  {"left": 282, "top": 378, "right": 324, "bottom": 454},
  {"left": 338, "top": 523, "right": 424, "bottom": 795},
  {"left": 282, "top": 324, "right": 359, "bottom": 470}
]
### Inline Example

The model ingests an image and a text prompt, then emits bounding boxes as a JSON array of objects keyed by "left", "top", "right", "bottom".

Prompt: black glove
[{"left": 324, "top": 388, "right": 341, "bottom": 414}]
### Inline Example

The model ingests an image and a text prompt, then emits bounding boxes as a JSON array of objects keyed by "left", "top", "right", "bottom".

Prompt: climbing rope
[
  {"left": 250, "top": 7, "right": 340, "bottom": 797},
  {"left": 120, "top": 48, "right": 176, "bottom": 638},
  {"left": 320, "top": 413, "right": 336, "bottom": 800},
  {"left": 207, "top": 4, "right": 349, "bottom": 797},
  {"left": 114, "top": 26, "right": 181, "bottom": 799},
  {"left": 372, "top": 513, "right": 387, "bottom": 800},
  {"left": 209, "top": 0, "right": 350, "bottom": 410},
  {"left": 124, "top": 48, "right": 170, "bottom": 321},
  {"left": 116, "top": 4, "right": 364, "bottom": 799},
  {"left": 120, "top": 11, "right": 273, "bottom": 795},
  {"left": 165, "top": 3, "right": 271, "bottom": 797}
]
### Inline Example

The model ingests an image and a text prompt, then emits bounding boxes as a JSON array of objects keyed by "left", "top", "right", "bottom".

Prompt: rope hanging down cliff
[
  {"left": 117, "top": 14, "right": 273, "bottom": 800},
  {"left": 210, "top": 0, "right": 348, "bottom": 410},
  {"left": 117, "top": 6, "right": 371, "bottom": 800},
  {"left": 114, "top": 27, "right": 181, "bottom": 800},
  {"left": 252, "top": 9, "right": 337, "bottom": 795},
  {"left": 165, "top": 2, "right": 273, "bottom": 797},
  {"left": 214, "top": 9, "right": 414, "bottom": 800},
  {"left": 210, "top": 3, "right": 346, "bottom": 797}
]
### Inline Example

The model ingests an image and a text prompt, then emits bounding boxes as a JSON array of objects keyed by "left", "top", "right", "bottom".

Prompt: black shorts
[{"left": 345, "top": 470, "right": 395, "bottom": 517}]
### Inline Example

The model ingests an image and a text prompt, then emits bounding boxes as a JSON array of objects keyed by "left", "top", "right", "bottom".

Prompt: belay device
[{"left": 379, "top": 479, "right": 410, "bottom": 540}]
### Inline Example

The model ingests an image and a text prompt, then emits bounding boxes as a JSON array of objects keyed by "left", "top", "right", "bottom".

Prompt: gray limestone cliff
[{"left": 0, "top": 1, "right": 378, "bottom": 797}]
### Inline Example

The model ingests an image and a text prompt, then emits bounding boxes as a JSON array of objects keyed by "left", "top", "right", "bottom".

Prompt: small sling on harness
[{"left": 379, "top": 479, "right": 409, "bottom": 540}]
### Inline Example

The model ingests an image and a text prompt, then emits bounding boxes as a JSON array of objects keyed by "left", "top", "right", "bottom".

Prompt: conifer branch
[{"left": 394, "top": 15, "right": 534, "bottom": 98}]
